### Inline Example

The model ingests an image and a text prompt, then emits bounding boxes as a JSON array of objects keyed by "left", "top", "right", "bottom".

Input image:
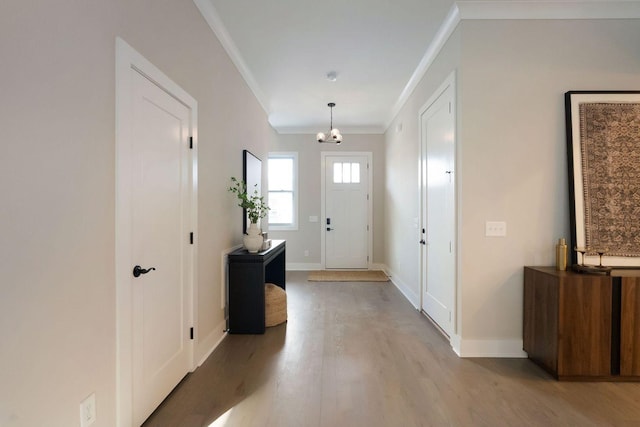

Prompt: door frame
[
  {"left": 115, "top": 37, "right": 198, "bottom": 426},
  {"left": 418, "top": 71, "right": 458, "bottom": 340},
  {"left": 320, "top": 151, "right": 373, "bottom": 270}
]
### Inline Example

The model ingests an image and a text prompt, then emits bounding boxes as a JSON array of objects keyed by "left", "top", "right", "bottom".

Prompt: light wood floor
[{"left": 144, "top": 271, "right": 640, "bottom": 427}]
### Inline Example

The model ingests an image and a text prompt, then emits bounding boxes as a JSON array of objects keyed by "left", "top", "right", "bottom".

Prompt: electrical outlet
[
  {"left": 485, "top": 221, "right": 507, "bottom": 237},
  {"left": 80, "top": 393, "right": 96, "bottom": 427}
]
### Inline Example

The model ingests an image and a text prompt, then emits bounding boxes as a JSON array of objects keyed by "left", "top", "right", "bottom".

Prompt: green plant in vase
[
  {"left": 228, "top": 177, "right": 269, "bottom": 225},
  {"left": 229, "top": 177, "right": 270, "bottom": 252}
]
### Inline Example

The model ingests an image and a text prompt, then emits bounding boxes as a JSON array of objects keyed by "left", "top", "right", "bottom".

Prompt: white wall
[
  {"left": 457, "top": 19, "right": 640, "bottom": 354},
  {"left": 0, "top": 1, "right": 271, "bottom": 425},
  {"left": 268, "top": 134, "right": 386, "bottom": 268},
  {"left": 385, "top": 18, "right": 640, "bottom": 355}
]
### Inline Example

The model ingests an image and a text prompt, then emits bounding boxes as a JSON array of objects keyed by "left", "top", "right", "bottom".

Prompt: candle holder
[
  {"left": 572, "top": 246, "right": 611, "bottom": 275},
  {"left": 597, "top": 249, "right": 608, "bottom": 267}
]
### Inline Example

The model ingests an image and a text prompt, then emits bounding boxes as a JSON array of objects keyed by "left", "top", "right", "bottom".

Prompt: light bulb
[
  {"left": 316, "top": 132, "right": 326, "bottom": 142},
  {"left": 335, "top": 134, "right": 343, "bottom": 143}
]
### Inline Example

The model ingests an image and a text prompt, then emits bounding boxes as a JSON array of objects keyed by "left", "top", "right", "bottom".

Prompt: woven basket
[{"left": 265, "top": 283, "right": 287, "bottom": 327}]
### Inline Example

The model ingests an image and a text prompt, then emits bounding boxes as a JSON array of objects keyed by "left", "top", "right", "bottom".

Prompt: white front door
[
  {"left": 323, "top": 154, "right": 370, "bottom": 269},
  {"left": 116, "top": 38, "right": 196, "bottom": 427},
  {"left": 420, "top": 76, "right": 456, "bottom": 337}
]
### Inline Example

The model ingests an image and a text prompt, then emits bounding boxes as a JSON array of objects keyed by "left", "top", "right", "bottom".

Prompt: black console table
[{"left": 227, "top": 240, "right": 286, "bottom": 334}]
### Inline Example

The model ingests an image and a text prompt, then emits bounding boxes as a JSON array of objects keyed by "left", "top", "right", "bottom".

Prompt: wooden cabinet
[
  {"left": 621, "top": 277, "right": 640, "bottom": 376},
  {"left": 524, "top": 267, "right": 640, "bottom": 380}
]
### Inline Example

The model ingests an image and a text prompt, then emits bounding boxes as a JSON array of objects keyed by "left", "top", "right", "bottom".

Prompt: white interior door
[
  {"left": 324, "top": 154, "right": 370, "bottom": 269},
  {"left": 116, "top": 38, "right": 197, "bottom": 427},
  {"left": 130, "top": 70, "right": 192, "bottom": 425},
  {"left": 420, "top": 77, "right": 456, "bottom": 337}
]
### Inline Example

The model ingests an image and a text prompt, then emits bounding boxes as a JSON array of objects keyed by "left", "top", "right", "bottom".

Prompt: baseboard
[
  {"left": 450, "top": 334, "right": 462, "bottom": 356},
  {"left": 455, "top": 338, "right": 527, "bottom": 358},
  {"left": 383, "top": 264, "right": 420, "bottom": 309},
  {"left": 287, "top": 262, "right": 321, "bottom": 271},
  {"left": 196, "top": 318, "right": 228, "bottom": 367}
]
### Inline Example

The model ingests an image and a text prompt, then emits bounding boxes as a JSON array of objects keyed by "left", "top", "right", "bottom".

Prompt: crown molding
[
  {"left": 385, "top": 1, "right": 640, "bottom": 132},
  {"left": 457, "top": 1, "right": 640, "bottom": 20},
  {"left": 192, "top": 0, "right": 270, "bottom": 116},
  {"left": 193, "top": 0, "right": 640, "bottom": 135},
  {"left": 385, "top": 4, "right": 461, "bottom": 131}
]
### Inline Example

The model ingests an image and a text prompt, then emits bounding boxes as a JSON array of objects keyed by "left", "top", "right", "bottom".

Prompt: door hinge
[
  {"left": 367, "top": 194, "right": 369, "bottom": 200},
  {"left": 449, "top": 102, "right": 451, "bottom": 114},
  {"left": 449, "top": 241, "right": 452, "bottom": 253},
  {"left": 190, "top": 232, "right": 194, "bottom": 244},
  {"left": 190, "top": 327, "right": 194, "bottom": 340},
  {"left": 449, "top": 312, "right": 452, "bottom": 322},
  {"left": 367, "top": 255, "right": 370, "bottom": 262},
  {"left": 367, "top": 225, "right": 369, "bottom": 231},
  {"left": 189, "top": 136, "right": 193, "bottom": 149},
  {"left": 367, "top": 163, "right": 370, "bottom": 170}
]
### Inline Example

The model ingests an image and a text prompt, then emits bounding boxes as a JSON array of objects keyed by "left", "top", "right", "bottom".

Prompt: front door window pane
[
  {"left": 351, "top": 163, "right": 360, "bottom": 183},
  {"left": 333, "top": 163, "right": 343, "bottom": 183},
  {"left": 342, "top": 163, "right": 351, "bottom": 183}
]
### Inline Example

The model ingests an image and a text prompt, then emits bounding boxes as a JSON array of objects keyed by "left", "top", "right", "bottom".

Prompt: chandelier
[{"left": 316, "top": 102, "right": 343, "bottom": 144}]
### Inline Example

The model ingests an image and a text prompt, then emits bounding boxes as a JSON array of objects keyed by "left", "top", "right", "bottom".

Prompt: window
[
  {"left": 333, "top": 162, "right": 361, "bottom": 184},
  {"left": 268, "top": 152, "right": 298, "bottom": 230}
]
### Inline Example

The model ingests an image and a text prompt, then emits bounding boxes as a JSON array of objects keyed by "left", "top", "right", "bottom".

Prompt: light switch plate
[{"left": 485, "top": 221, "right": 507, "bottom": 237}]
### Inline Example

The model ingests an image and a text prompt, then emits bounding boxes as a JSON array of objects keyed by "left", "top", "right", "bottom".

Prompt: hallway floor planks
[{"left": 143, "top": 271, "right": 640, "bottom": 427}]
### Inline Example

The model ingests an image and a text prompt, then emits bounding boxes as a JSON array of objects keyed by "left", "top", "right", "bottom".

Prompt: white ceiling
[{"left": 196, "top": 0, "right": 640, "bottom": 134}]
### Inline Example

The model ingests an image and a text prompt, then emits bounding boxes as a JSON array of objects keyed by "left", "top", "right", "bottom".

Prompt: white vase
[{"left": 243, "top": 222, "right": 263, "bottom": 253}]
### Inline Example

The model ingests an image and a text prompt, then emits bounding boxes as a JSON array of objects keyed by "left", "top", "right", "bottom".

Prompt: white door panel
[
  {"left": 421, "top": 79, "right": 455, "bottom": 338},
  {"left": 131, "top": 70, "right": 191, "bottom": 425}
]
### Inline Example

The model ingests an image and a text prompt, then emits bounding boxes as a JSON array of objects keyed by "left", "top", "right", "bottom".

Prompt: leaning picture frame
[
  {"left": 242, "top": 149, "right": 262, "bottom": 235},
  {"left": 565, "top": 91, "right": 640, "bottom": 267}
]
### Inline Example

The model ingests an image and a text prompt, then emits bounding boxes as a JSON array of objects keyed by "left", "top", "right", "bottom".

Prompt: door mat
[{"left": 307, "top": 270, "right": 389, "bottom": 282}]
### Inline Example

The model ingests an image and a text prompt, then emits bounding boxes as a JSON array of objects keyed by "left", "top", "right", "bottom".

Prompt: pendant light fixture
[{"left": 316, "top": 102, "right": 342, "bottom": 144}]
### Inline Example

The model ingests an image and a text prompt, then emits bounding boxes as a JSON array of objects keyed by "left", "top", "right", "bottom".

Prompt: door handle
[
  {"left": 133, "top": 265, "right": 156, "bottom": 277},
  {"left": 326, "top": 227, "right": 334, "bottom": 231},
  {"left": 419, "top": 240, "right": 426, "bottom": 245}
]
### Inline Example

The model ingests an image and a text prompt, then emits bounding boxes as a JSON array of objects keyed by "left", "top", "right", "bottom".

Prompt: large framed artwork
[
  {"left": 565, "top": 91, "right": 640, "bottom": 267},
  {"left": 242, "top": 149, "right": 262, "bottom": 234}
]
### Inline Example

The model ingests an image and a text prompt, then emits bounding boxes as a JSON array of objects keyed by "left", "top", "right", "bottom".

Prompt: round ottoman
[{"left": 265, "top": 283, "right": 287, "bottom": 327}]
